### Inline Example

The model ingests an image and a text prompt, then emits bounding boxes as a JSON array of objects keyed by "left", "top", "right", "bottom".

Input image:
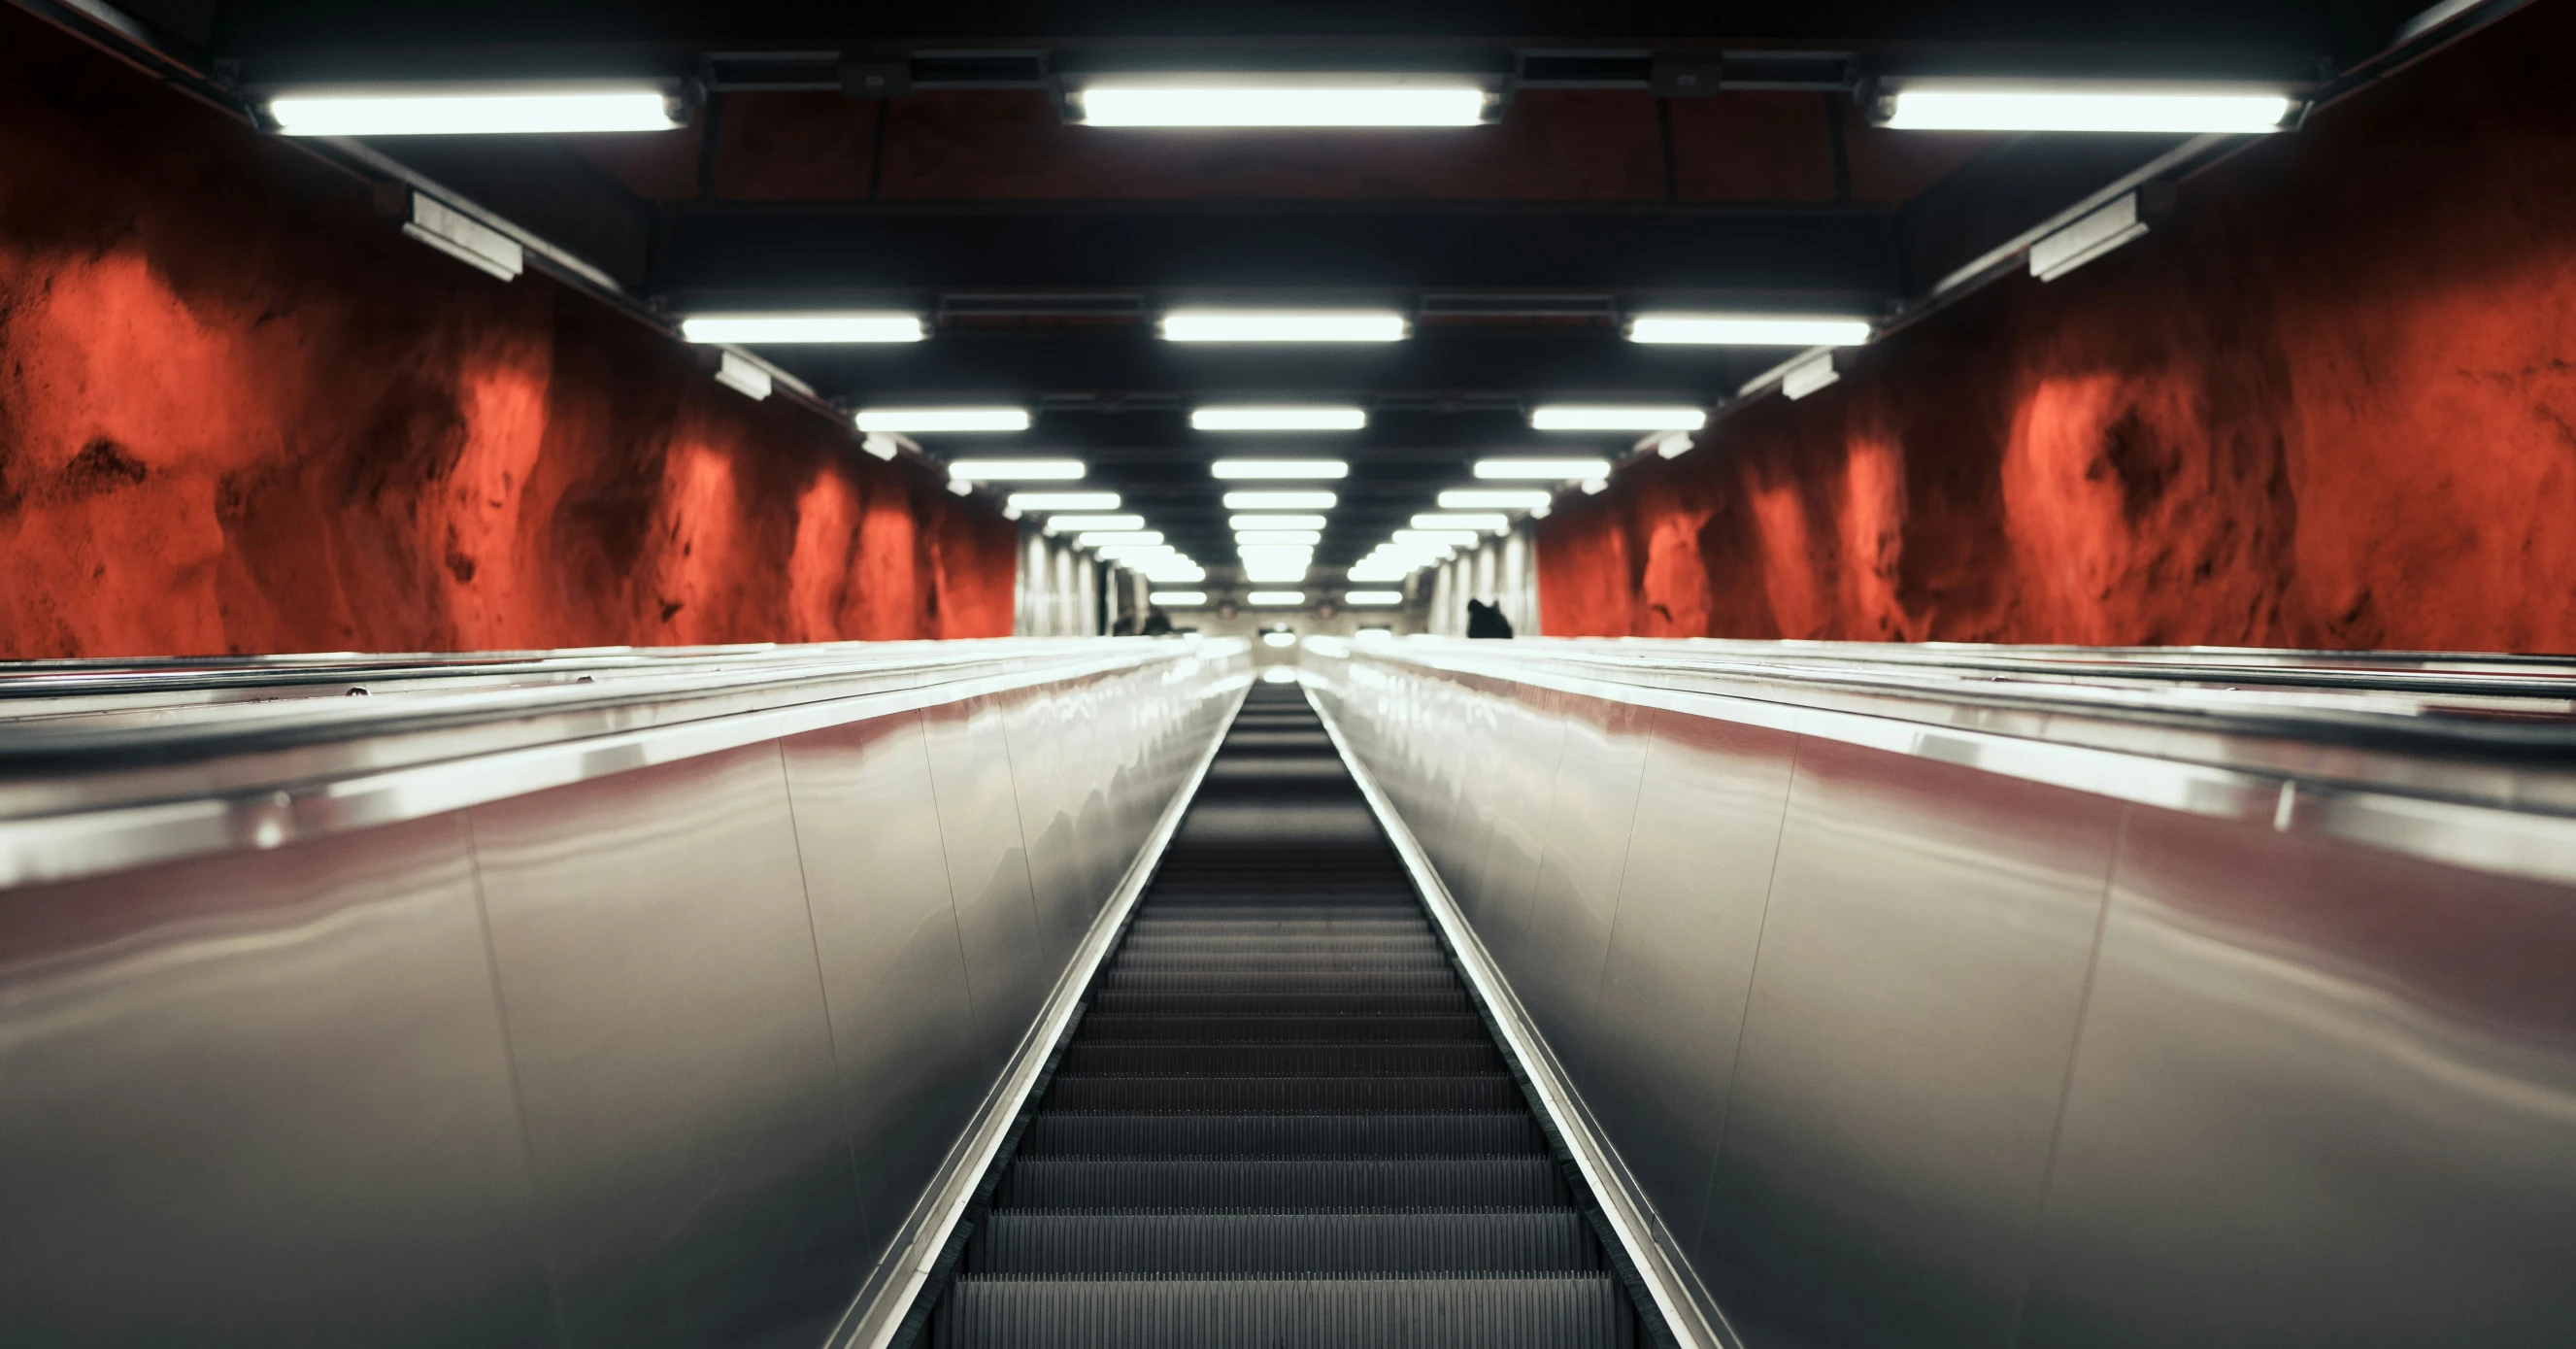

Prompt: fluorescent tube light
[
  {"left": 1071, "top": 83, "right": 1489, "bottom": 128},
  {"left": 1235, "top": 530, "right": 1324, "bottom": 546},
  {"left": 1438, "top": 489, "right": 1552, "bottom": 509},
  {"left": 1473, "top": 457, "right": 1613, "bottom": 480},
  {"left": 1395, "top": 529, "right": 1480, "bottom": 546},
  {"left": 1230, "top": 514, "right": 1329, "bottom": 530},
  {"left": 1529, "top": 405, "right": 1706, "bottom": 431},
  {"left": 1880, "top": 84, "right": 2295, "bottom": 134},
  {"left": 1412, "top": 513, "right": 1508, "bottom": 531},
  {"left": 948, "top": 458, "right": 1084, "bottom": 482},
  {"left": 1628, "top": 314, "right": 1873, "bottom": 346},
  {"left": 1162, "top": 310, "right": 1407, "bottom": 343},
  {"left": 269, "top": 86, "right": 681, "bottom": 136},
  {"left": 1007, "top": 491, "right": 1121, "bottom": 512},
  {"left": 1077, "top": 531, "right": 1164, "bottom": 546},
  {"left": 1247, "top": 590, "right": 1311, "bottom": 606},
  {"left": 1193, "top": 407, "right": 1367, "bottom": 432},
  {"left": 1224, "top": 490, "right": 1338, "bottom": 510},
  {"left": 682, "top": 313, "right": 924, "bottom": 344},
  {"left": 857, "top": 407, "right": 1031, "bottom": 433},
  {"left": 1150, "top": 590, "right": 1209, "bottom": 605},
  {"left": 1343, "top": 590, "right": 1404, "bottom": 605},
  {"left": 1211, "top": 459, "right": 1351, "bottom": 479},
  {"left": 1042, "top": 514, "right": 1144, "bottom": 533}
]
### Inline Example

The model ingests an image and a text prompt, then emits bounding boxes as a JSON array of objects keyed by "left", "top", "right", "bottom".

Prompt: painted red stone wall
[
  {"left": 1538, "top": 1, "right": 2576, "bottom": 652},
  {"left": 0, "top": 11, "right": 1015, "bottom": 659}
]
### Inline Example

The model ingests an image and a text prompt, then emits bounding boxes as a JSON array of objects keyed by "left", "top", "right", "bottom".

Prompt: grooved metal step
[
  {"left": 935, "top": 1275, "right": 1637, "bottom": 1349},
  {"left": 1017, "top": 1113, "right": 1550, "bottom": 1158},
  {"left": 972, "top": 1210, "right": 1603, "bottom": 1274}
]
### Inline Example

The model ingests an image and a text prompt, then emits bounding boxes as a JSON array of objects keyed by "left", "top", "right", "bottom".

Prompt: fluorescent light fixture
[
  {"left": 1879, "top": 84, "right": 2296, "bottom": 134},
  {"left": 1161, "top": 310, "right": 1407, "bottom": 343},
  {"left": 1395, "top": 529, "right": 1480, "bottom": 546},
  {"left": 1076, "top": 531, "right": 1164, "bottom": 546},
  {"left": 1193, "top": 407, "right": 1367, "bottom": 432},
  {"left": 857, "top": 407, "right": 1031, "bottom": 433},
  {"left": 1071, "top": 82, "right": 1489, "bottom": 128},
  {"left": 1582, "top": 478, "right": 1609, "bottom": 494},
  {"left": 1042, "top": 514, "right": 1144, "bottom": 533},
  {"left": 859, "top": 433, "right": 901, "bottom": 461},
  {"left": 1007, "top": 491, "right": 1121, "bottom": 512},
  {"left": 1473, "top": 457, "right": 1613, "bottom": 480},
  {"left": 1150, "top": 590, "right": 1209, "bottom": 606},
  {"left": 1223, "top": 490, "right": 1338, "bottom": 510},
  {"left": 1343, "top": 590, "right": 1404, "bottom": 605},
  {"left": 1628, "top": 314, "right": 1873, "bottom": 346},
  {"left": 1235, "top": 530, "right": 1324, "bottom": 546},
  {"left": 1412, "top": 513, "right": 1509, "bottom": 531},
  {"left": 681, "top": 313, "right": 924, "bottom": 344},
  {"left": 1248, "top": 590, "right": 1311, "bottom": 606},
  {"left": 948, "top": 458, "right": 1084, "bottom": 482},
  {"left": 1439, "top": 489, "right": 1553, "bottom": 509},
  {"left": 268, "top": 85, "right": 681, "bottom": 136},
  {"left": 1655, "top": 432, "right": 1695, "bottom": 459},
  {"left": 1355, "top": 626, "right": 1394, "bottom": 641},
  {"left": 1095, "top": 542, "right": 1179, "bottom": 556},
  {"left": 1782, "top": 354, "right": 1841, "bottom": 401},
  {"left": 1230, "top": 514, "right": 1328, "bottom": 531},
  {"left": 1529, "top": 405, "right": 1706, "bottom": 431},
  {"left": 712, "top": 351, "right": 772, "bottom": 401},
  {"left": 1346, "top": 569, "right": 1413, "bottom": 582},
  {"left": 1210, "top": 459, "right": 1351, "bottom": 479}
]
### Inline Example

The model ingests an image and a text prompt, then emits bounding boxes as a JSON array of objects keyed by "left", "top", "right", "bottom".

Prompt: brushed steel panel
[
  {"left": 1049, "top": 674, "right": 1121, "bottom": 913},
  {"left": 1515, "top": 691, "right": 1652, "bottom": 1076},
  {"left": 1700, "top": 738, "right": 2118, "bottom": 1349},
  {"left": 469, "top": 746, "right": 863, "bottom": 1349},
  {"left": 998, "top": 687, "right": 1086, "bottom": 961},
  {"left": 921, "top": 696, "right": 1048, "bottom": 1069},
  {"left": 1475, "top": 682, "right": 1570, "bottom": 956},
  {"left": 2020, "top": 806, "right": 2576, "bottom": 1349},
  {"left": 0, "top": 815, "right": 554, "bottom": 1349},
  {"left": 1585, "top": 710, "right": 1798, "bottom": 1265},
  {"left": 780, "top": 711, "right": 981, "bottom": 1264}
]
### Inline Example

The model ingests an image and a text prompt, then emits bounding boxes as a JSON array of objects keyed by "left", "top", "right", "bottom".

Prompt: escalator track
[{"left": 926, "top": 683, "right": 1649, "bottom": 1347}]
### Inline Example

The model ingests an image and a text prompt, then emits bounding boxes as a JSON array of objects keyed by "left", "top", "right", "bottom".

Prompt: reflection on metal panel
[
  {"left": 468, "top": 746, "right": 863, "bottom": 1349},
  {"left": 922, "top": 697, "right": 1050, "bottom": 1071},
  {"left": 781, "top": 711, "right": 981, "bottom": 1262},
  {"left": 1702, "top": 740, "right": 2117, "bottom": 1349},
  {"left": 2022, "top": 808, "right": 2576, "bottom": 1349},
  {"left": 1001, "top": 686, "right": 1087, "bottom": 961},
  {"left": 0, "top": 815, "right": 553, "bottom": 1348},
  {"left": 1517, "top": 693, "right": 1651, "bottom": 1080}
]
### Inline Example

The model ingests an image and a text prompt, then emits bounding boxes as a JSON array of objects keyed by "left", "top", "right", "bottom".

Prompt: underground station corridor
[{"left": 4, "top": 1, "right": 2576, "bottom": 1347}]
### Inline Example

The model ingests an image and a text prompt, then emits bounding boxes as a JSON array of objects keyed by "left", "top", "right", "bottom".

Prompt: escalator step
[
  {"left": 1088, "top": 991, "right": 1475, "bottom": 1017},
  {"left": 993, "top": 1157, "right": 1570, "bottom": 1209},
  {"left": 934, "top": 1275, "right": 1636, "bottom": 1349},
  {"left": 1073, "top": 1015, "right": 1489, "bottom": 1044},
  {"left": 1018, "top": 1112, "right": 1549, "bottom": 1158},
  {"left": 1098, "top": 971, "right": 1466, "bottom": 994},
  {"left": 1108, "top": 952, "right": 1453, "bottom": 972},
  {"left": 1042, "top": 1074, "right": 1522, "bottom": 1112},
  {"left": 1056, "top": 1042, "right": 1507, "bottom": 1076},
  {"left": 972, "top": 1209, "right": 1601, "bottom": 1274}
]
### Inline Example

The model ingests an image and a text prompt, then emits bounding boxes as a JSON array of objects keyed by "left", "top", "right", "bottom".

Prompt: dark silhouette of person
[
  {"left": 1111, "top": 613, "right": 1136, "bottom": 636},
  {"left": 1141, "top": 607, "right": 1174, "bottom": 636},
  {"left": 1465, "top": 599, "right": 1515, "bottom": 639}
]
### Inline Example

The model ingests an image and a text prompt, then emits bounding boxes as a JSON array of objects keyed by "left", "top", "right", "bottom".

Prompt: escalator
[{"left": 926, "top": 682, "right": 1651, "bottom": 1347}]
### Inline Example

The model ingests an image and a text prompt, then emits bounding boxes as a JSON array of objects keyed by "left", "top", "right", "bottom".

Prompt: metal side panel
[
  {"left": 1515, "top": 690, "right": 1653, "bottom": 1085},
  {"left": 1697, "top": 737, "right": 2119, "bottom": 1349},
  {"left": 1049, "top": 672, "right": 1120, "bottom": 916},
  {"left": 779, "top": 711, "right": 982, "bottom": 1267},
  {"left": 921, "top": 696, "right": 1049, "bottom": 1073},
  {"left": 2019, "top": 804, "right": 2576, "bottom": 1349},
  {"left": 467, "top": 745, "right": 864, "bottom": 1349},
  {"left": 1584, "top": 708, "right": 1798, "bottom": 1283},
  {"left": 0, "top": 814, "right": 554, "bottom": 1349},
  {"left": 1474, "top": 679, "right": 1568, "bottom": 954},
  {"left": 998, "top": 685, "right": 1087, "bottom": 963}
]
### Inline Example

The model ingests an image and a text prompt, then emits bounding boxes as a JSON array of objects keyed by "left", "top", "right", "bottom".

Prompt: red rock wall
[
  {"left": 1538, "top": 1, "right": 2576, "bottom": 652},
  {"left": 0, "top": 11, "right": 1016, "bottom": 659}
]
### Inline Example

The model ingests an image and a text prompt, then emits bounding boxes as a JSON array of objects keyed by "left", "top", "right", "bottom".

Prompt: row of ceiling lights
[{"left": 676, "top": 310, "right": 1878, "bottom": 348}]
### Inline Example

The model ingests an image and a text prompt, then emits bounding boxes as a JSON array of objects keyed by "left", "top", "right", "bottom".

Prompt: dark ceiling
[{"left": 84, "top": 0, "right": 2457, "bottom": 574}]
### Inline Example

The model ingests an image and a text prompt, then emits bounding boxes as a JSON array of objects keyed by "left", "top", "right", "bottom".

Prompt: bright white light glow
[
  {"left": 1343, "top": 590, "right": 1404, "bottom": 605},
  {"left": 1210, "top": 459, "right": 1351, "bottom": 479},
  {"left": 1582, "top": 478, "right": 1609, "bottom": 494},
  {"left": 1439, "top": 489, "right": 1553, "bottom": 509},
  {"left": 1529, "top": 405, "right": 1706, "bottom": 431},
  {"left": 1074, "top": 83, "right": 1488, "bottom": 128},
  {"left": 1395, "top": 529, "right": 1479, "bottom": 546},
  {"left": 1150, "top": 590, "right": 1209, "bottom": 606},
  {"left": 682, "top": 313, "right": 924, "bottom": 344},
  {"left": 1260, "top": 664, "right": 1300, "bottom": 681},
  {"left": 1412, "top": 513, "right": 1509, "bottom": 531},
  {"left": 1224, "top": 490, "right": 1338, "bottom": 510},
  {"left": 1042, "top": 514, "right": 1144, "bottom": 533},
  {"left": 947, "top": 458, "right": 1082, "bottom": 483},
  {"left": 1007, "top": 491, "right": 1121, "bottom": 512},
  {"left": 1474, "top": 457, "right": 1613, "bottom": 480},
  {"left": 269, "top": 86, "right": 680, "bottom": 136},
  {"left": 1230, "top": 514, "right": 1328, "bottom": 531},
  {"left": 1882, "top": 85, "right": 2294, "bottom": 134},
  {"left": 1096, "top": 544, "right": 1179, "bottom": 558},
  {"left": 1161, "top": 310, "right": 1407, "bottom": 343},
  {"left": 1346, "top": 569, "right": 1413, "bottom": 582},
  {"left": 1076, "top": 531, "right": 1163, "bottom": 546},
  {"left": 1356, "top": 626, "right": 1394, "bottom": 641},
  {"left": 1235, "top": 530, "right": 1324, "bottom": 546},
  {"left": 1193, "top": 407, "right": 1367, "bottom": 432},
  {"left": 1249, "top": 591, "right": 1311, "bottom": 606},
  {"left": 1628, "top": 314, "right": 1874, "bottom": 346},
  {"left": 1242, "top": 556, "right": 1312, "bottom": 583},
  {"left": 857, "top": 407, "right": 1031, "bottom": 433}
]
